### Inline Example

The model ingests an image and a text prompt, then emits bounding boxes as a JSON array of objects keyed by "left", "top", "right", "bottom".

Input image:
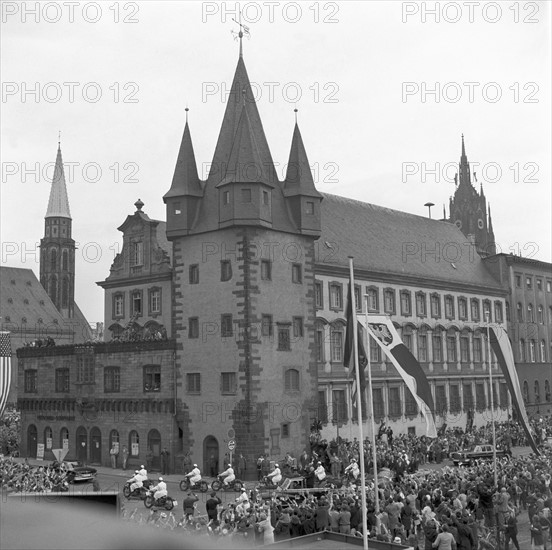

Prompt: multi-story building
[
  {"left": 484, "top": 254, "right": 552, "bottom": 415},
  {"left": 314, "top": 193, "right": 509, "bottom": 440}
]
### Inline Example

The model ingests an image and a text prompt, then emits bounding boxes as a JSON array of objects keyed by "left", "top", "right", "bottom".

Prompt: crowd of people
[
  {"left": 0, "top": 457, "right": 68, "bottom": 492},
  {"left": 117, "top": 417, "right": 552, "bottom": 548}
]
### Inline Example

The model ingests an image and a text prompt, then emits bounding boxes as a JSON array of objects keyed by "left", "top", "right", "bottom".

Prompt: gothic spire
[
  {"left": 45, "top": 143, "right": 71, "bottom": 219},
  {"left": 458, "top": 134, "right": 472, "bottom": 188},
  {"left": 164, "top": 110, "right": 202, "bottom": 199}
]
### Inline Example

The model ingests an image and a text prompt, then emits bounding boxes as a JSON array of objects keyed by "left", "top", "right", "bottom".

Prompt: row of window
[
  {"left": 515, "top": 303, "right": 552, "bottom": 324},
  {"left": 185, "top": 368, "right": 300, "bottom": 394},
  {"left": 187, "top": 315, "right": 304, "bottom": 349},
  {"left": 315, "top": 323, "right": 498, "bottom": 365},
  {"left": 24, "top": 363, "right": 164, "bottom": 394},
  {"left": 522, "top": 379, "right": 552, "bottom": 404},
  {"left": 41, "top": 274, "right": 71, "bottom": 308},
  {"left": 187, "top": 260, "right": 304, "bottom": 285},
  {"left": 315, "top": 282, "right": 503, "bottom": 323},
  {"left": 112, "top": 287, "right": 162, "bottom": 319},
  {"left": 515, "top": 274, "right": 552, "bottom": 292},
  {"left": 318, "top": 380, "right": 510, "bottom": 423},
  {"left": 518, "top": 339, "right": 551, "bottom": 364}
]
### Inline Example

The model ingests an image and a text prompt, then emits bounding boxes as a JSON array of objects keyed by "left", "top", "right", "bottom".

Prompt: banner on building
[
  {"left": 363, "top": 316, "right": 438, "bottom": 438},
  {"left": 486, "top": 324, "right": 540, "bottom": 455}
]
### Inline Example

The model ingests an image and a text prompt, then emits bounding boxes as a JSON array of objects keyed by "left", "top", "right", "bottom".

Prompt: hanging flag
[
  {"left": 0, "top": 332, "right": 12, "bottom": 418},
  {"left": 486, "top": 324, "right": 540, "bottom": 455},
  {"left": 343, "top": 284, "right": 368, "bottom": 420},
  {"left": 364, "top": 316, "right": 437, "bottom": 438}
]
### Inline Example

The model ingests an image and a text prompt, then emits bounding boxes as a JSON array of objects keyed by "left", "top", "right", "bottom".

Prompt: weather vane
[{"left": 231, "top": 10, "right": 251, "bottom": 58}]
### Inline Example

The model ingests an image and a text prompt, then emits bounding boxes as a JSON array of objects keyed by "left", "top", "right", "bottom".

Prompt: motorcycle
[
  {"left": 144, "top": 489, "right": 176, "bottom": 511},
  {"left": 211, "top": 474, "right": 243, "bottom": 492},
  {"left": 123, "top": 478, "right": 152, "bottom": 500},
  {"left": 179, "top": 477, "right": 209, "bottom": 493}
]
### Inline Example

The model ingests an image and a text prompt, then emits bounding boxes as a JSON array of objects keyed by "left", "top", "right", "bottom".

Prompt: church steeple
[
  {"left": 40, "top": 141, "right": 76, "bottom": 318},
  {"left": 46, "top": 143, "right": 71, "bottom": 219},
  {"left": 458, "top": 133, "right": 472, "bottom": 188}
]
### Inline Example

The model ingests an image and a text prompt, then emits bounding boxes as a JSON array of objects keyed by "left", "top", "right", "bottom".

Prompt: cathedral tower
[
  {"left": 40, "top": 142, "right": 75, "bottom": 318},
  {"left": 448, "top": 135, "right": 496, "bottom": 256}
]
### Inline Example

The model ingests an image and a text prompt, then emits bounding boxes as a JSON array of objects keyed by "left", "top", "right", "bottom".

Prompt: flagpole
[
  {"left": 485, "top": 312, "right": 498, "bottom": 488},
  {"left": 363, "top": 303, "right": 380, "bottom": 517},
  {"left": 348, "top": 257, "right": 368, "bottom": 550}
]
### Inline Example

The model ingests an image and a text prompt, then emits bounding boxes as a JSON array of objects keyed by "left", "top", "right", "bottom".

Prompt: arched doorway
[
  {"left": 76, "top": 426, "right": 87, "bottom": 463},
  {"left": 147, "top": 429, "right": 161, "bottom": 471},
  {"left": 203, "top": 436, "right": 219, "bottom": 477},
  {"left": 90, "top": 427, "right": 102, "bottom": 464},
  {"left": 27, "top": 425, "right": 37, "bottom": 458}
]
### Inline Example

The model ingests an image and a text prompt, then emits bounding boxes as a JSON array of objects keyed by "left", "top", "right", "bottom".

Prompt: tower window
[
  {"left": 131, "top": 242, "right": 143, "bottom": 266},
  {"left": 263, "top": 190, "right": 269, "bottom": 205},
  {"left": 261, "top": 260, "right": 272, "bottom": 281},
  {"left": 221, "top": 260, "right": 232, "bottom": 282},
  {"left": 223, "top": 191, "right": 230, "bottom": 205},
  {"left": 189, "top": 264, "right": 199, "bottom": 284},
  {"left": 291, "top": 264, "right": 302, "bottom": 284},
  {"left": 131, "top": 290, "right": 142, "bottom": 316},
  {"left": 174, "top": 202, "right": 181, "bottom": 215},
  {"left": 306, "top": 201, "right": 314, "bottom": 214}
]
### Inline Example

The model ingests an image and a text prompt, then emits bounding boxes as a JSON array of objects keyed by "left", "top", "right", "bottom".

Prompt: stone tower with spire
[
  {"left": 40, "top": 143, "right": 75, "bottom": 318},
  {"left": 164, "top": 45, "right": 322, "bottom": 470},
  {"left": 448, "top": 135, "right": 496, "bottom": 257}
]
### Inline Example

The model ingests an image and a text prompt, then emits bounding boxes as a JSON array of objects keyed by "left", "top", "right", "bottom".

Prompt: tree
[{"left": 0, "top": 407, "right": 21, "bottom": 456}]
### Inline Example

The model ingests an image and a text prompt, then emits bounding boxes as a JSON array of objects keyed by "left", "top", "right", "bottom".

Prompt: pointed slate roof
[
  {"left": 207, "top": 56, "right": 278, "bottom": 186},
  {"left": 164, "top": 121, "right": 202, "bottom": 199},
  {"left": 283, "top": 123, "right": 322, "bottom": 198},
  {"left": 217, "top": 107, "right": 274, "bottom": 187},
  {"left": 458, "top": 134, "right": 473, "bottom": 190},
  {"left": 45, "top": 145, "right": 71, "bottom": 219}
]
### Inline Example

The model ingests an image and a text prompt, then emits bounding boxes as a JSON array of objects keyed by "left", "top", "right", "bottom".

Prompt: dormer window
[
  {"left": 263, "top": 190, "right": 269, "bottom": 205},
  {"left": 306, "top": 201, "right": 314, "bottom": 215},
  {"left": 174, "top": 202, "right": 182, "bottom": 215},
  {"left": 223, "top": 191, "right": 230, "bottom": 205}
]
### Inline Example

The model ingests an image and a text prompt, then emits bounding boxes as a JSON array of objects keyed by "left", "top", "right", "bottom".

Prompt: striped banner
[
  {"left": 486, "top": 324, "right": 540, "bottom": 455},
  {"left": 0, "top": 332, "right": 12, "bottom": 418},
  {"left": 363, "top": 316, "right": 437, "bottom": 438}
]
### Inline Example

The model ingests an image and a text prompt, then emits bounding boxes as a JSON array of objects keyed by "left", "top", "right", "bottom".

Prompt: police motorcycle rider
[
  {"left": 266, "top": 463, "right": 282, "bottom": 487},
  {"left": 220, "top": 463, "right": 235, "bottom": 489}
]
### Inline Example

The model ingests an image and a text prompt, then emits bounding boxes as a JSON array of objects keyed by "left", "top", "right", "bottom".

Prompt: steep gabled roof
[
  {"left": 207, "top": 56, "right": 278, "bottom": 186},
  {"left": 45, "top": 145, "right": 71, "bottom": 219},
  {"left": 319, "top": 193, "right": 503, "bottom": 291},
  {"left": 217, "top": 107, "right": 274, "bottom": 187}
]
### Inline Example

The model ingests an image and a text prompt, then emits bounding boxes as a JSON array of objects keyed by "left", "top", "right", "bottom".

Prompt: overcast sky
[{"left": 1, "top": 1, "right": 550, "bottom": 324}]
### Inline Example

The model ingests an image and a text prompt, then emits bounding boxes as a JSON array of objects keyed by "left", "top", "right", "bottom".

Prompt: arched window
[
  {"left": 537, "top": 305, "right": 544, "bottom": 323},
  {"left": 523, "top": 381, "right": 529, "bottom": 404},
  {"left": 545, "top": 380, "right": 551, "bottom": 403},
  {"left": 50, "top": 248, "right": 57, "bottom": 270},
  {"left": 284, "top": 369, "right": 300, "bottom": 392},
  {"left": 519, "top": 339, "right": 526, "bottom": 362},
  {"left": 505, "top": 302, "right": 510, "bottom": 322},
  {"left": 517, "top": 303, "right": 523, "bottom": 322},
  {"left": 529, "top": 340, "right": 536, "bottom": 362},
  {"left": 330, "top": 322, "right": 344, "bottom": 363},
  {"left": 62, "top": 250, "right": 68, "bottom": 271},
  {"left": 110, "top": 429, "right": 119, "bottom": 451},
  {"left": 60, "top": 427, "right": 69, "bottom": 449},
  {"left": 527, "top": 304, "right": 534, "bottom": 323},
  {"left": 540, "top": 340, "right": 546, "bottom": 363},
  {"left": 129, "top": 431, "right": 139, "bottom": 457},
  {"left": 44, "top": 426, "right": 53, "bottom": 450},
  {"left": 49, "top": 275, "right": 57, "bottom": 304},
  {"left": 534, "top": 381, "right": 540, "bottom": 403},
  {"left": 61, "top": 278, "right": 69, "bottom": 308}
]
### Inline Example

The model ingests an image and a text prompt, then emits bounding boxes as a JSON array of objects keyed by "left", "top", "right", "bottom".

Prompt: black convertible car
[{"left": 51, "top": 460, "right": 97, "bottom": 483}]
